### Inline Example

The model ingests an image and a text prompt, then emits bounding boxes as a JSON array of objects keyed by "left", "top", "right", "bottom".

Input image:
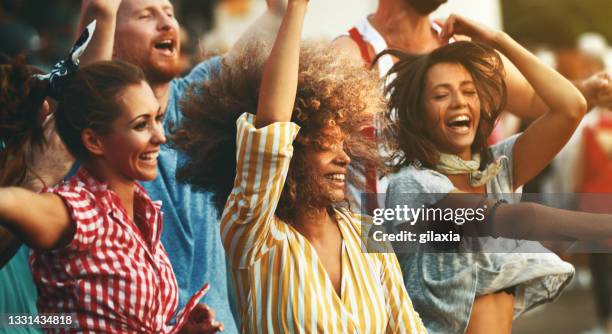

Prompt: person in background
[
  {"left": 75, "top": 1, "right": 294, "bottom": 331},
  {"left": 332, "top": 0, "right": 612, "bottom": 206}
]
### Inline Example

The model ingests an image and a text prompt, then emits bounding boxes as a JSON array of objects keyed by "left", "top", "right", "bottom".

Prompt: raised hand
[
  {"left": 440, "top": 14, "right": 502, "bottom": 46},
  {"left": 80, "top": 0, "right": 123, "bottom": 17}
]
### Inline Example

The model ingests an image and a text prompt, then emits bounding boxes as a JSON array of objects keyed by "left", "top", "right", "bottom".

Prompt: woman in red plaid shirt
[{"left": 0, "top": 56, "right": 220, "bottom": 333}]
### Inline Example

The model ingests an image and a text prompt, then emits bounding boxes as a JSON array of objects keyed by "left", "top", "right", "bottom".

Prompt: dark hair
[
  {"left": 54, "top": 60, "right": 146, "bottom": 161},
  {"left": 0, "top": 55, "right": 48, "bottom": 186},
  {"left": 174, "top": 41, "right": 384, "bottom": 219},
  {"left": 379, "top": 41, "right": 507, "bottom": 170}
]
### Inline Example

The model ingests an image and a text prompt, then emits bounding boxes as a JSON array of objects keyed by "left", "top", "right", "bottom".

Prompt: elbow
[
  {"left": 29, "top": 222, "right": 73, "bottom": 251},
  {"left": 564, "top": 93, "right": 588, "bottom": 122},
  {"left": 29, "top": 234, "right": 61, "bottom": 251}
]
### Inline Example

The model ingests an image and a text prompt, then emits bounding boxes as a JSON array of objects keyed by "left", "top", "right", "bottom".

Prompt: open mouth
[
  {"left": 139, "top": 151, "right": 159, "bottom": 163},
  {"left": 446, "top": 115, "right": 472, "bottom": 134},
  {"left": 325, "top": 173, "right": 346, "bottom": 187},
  {"left": 154, "top": 39, "right": 176, "bottom": 56}
]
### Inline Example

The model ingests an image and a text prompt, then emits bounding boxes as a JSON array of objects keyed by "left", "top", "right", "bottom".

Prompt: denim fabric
[
  {"left": 142, "top": 57, "right": 238, "bottom": 333},
  {"left": 386, "top": 135, "right": 574, "bottom": 334}
]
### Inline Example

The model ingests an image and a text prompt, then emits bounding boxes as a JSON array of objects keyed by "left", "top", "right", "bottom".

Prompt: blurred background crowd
[{"left": 2, "top": 0, "right": 612, "bottom": 333}]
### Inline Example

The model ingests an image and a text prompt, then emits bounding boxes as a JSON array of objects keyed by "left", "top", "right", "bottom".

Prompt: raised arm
[
  {"left": 501, "top": 59, "right": 612, "bottom": 120},
  {"left": 220, "top": 1, "right": 307, "bottom": 269},
  {"left": 255, "top": 0, "right": 308, "bottom": 128},
  {"left": 77, "top": 0, "right": 122, "bottom": 66},
  {"left": 441, "top": 14, "right": 587, "bottom": 189},
  {"left": 0, "top": 188, "right": 72, "bottom": 250}
]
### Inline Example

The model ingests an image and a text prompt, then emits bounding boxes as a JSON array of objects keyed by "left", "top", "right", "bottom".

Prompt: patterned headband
[{"left": 34, "top": 20, "right": 97, "bottom": 99}]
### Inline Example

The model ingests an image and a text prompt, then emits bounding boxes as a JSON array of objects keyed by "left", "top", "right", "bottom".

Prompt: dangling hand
[
  {"left": 580, "top": 70, "right": 612, "bottom": 110},
  {"left": 179, "top": 303, "right": 224, "bottom": 334}
]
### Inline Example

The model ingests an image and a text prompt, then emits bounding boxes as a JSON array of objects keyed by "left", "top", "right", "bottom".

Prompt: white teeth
[
  {"left": 326, "top": 174, "right": 345, "bottom": 181},
  {"left": 140, "top": 152, "right": 159, "bottom": 160},
  {"left": 449, "top": 115, "right": 470, "bottom": 123},
  {"left": 155, "top": 40, "right": 174, "bottom": 50}
]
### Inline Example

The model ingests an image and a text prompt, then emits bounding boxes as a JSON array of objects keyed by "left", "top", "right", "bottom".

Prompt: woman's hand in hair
[
  {"left": 440, "top": 14, "right": 504, "bottom": 47},
  {"left": 24, "top": 115, "right": 74, "bottom": 192}
]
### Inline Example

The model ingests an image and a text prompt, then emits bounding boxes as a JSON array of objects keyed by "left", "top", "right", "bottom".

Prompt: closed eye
[{"left": 134, "top": 122, "right": 147, "bottom": 130}]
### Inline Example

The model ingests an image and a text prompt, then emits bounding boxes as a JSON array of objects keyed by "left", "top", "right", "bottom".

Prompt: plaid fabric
[{"left": 30, "top": 168, "right": 208, "bottom": 333}]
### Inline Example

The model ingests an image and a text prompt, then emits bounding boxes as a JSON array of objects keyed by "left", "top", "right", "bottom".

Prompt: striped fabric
[
  {"left": 221, "top": 113, "right": 427, "bottom": 333},
  {"left": 31, "top": 168, "right": 208, "bottom": 333}
]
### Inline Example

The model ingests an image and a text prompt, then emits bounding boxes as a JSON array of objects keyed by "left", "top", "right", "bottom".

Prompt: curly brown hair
[
  {"left": 174, "top": 40, "right": 385, "bottom": 220},
  {"left": 0, "top": 56, "right": 48, "bottom": 186},
  {"left": 379, "top": 41, "right": 507, "bottom": 171}
]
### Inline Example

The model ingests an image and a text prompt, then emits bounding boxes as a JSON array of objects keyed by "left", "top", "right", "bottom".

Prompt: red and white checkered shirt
[{"left": 30, "top": 168, "right": 208, "bottom": 333}]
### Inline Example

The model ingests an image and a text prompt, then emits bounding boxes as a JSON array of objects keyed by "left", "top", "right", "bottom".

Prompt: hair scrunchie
[{"left": 33, "top": 20, "right": 97, "bottom": 99}]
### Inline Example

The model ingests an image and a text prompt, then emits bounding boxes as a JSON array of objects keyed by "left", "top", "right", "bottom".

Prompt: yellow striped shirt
[{"left": 221, "top": 113, "right": 427, "bottom": 333}]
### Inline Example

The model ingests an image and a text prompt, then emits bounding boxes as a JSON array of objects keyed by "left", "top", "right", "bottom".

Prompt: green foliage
[{"left": 502, "top": 0, "right": 612, "bottom": 47}]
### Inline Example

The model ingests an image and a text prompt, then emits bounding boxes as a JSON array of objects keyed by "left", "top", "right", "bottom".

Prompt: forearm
[
  {"left": 436, "top": 193, "right": 612, "bottom": 241},
  {"left": 77, "top": 1, "right": 119, "bottom": 66},
  {"left": 494, "top": 33, "right": 586, "bottom": 119},
  {"left": 255, "top": 1, "right": 308, "bottom": 128},
  {"left": 0, "top": 188, "right": 72, "bottom": 250},
  {"left": 493, "top": 202, "right": 612, "bottom": 241}
]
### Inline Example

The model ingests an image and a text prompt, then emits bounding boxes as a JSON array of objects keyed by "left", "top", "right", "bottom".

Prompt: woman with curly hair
[
  {"left": 383, "top": 15, "right": 612, "bottom": 334},
  {"left": 174, "top": 1, "right": 426, "bottom": 332}
]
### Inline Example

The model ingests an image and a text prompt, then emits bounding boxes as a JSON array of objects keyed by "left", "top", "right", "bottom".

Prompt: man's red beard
[
  {"left": 115, "top": 48, "right": 182, "bottom": 85},
  {"left": 138, "top": 53, "right": 182, "bottom": 85}
]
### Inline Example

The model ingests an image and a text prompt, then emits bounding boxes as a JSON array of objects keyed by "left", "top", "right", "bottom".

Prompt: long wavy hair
[
  {"left": 0, "top": 56, "right": 48, "bottom": 186},
  {"left": 379, "top": 41, "right": 507, "bottom": 171},
  {"left": 174, "top": 40, "right": 385, "bottom": 220}
]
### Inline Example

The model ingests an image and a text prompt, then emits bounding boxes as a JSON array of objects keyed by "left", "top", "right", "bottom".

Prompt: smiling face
[
  {"left": 114, "top": 0, "right": 180, "bottom": 84},
  {"left": 98, "top": 81, "right": 166, "bottom": 182},
  {"left": 302, "top": 125, "right": 351, "bottom": 205},
  {"left": 424, "top": 62, "right": 481, "bottom": 159}
]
